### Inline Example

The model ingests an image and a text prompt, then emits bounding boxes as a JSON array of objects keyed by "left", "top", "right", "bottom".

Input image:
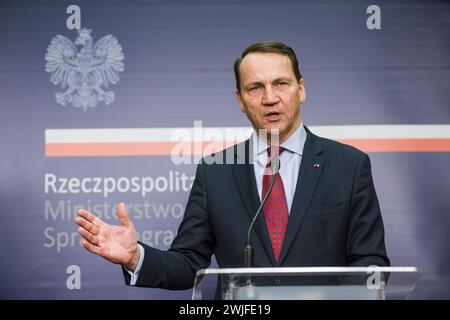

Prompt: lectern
[{"left": 192, "top": 267, "right": 421, "bottom": 300}]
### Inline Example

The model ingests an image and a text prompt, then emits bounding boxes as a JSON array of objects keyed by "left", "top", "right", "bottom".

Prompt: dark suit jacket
[{"left": 123, "top": 126, "right": 390, "bottom": 291}]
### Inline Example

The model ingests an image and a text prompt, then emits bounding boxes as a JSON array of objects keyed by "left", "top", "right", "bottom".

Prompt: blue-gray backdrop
[{"left": 0, "top": 0, "right": 449, "bottom": 299}]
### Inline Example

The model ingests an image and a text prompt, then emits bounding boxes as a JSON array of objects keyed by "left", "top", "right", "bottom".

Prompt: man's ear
[
  {"left": 299, "top": 78, "right": 306, "bottom": 104},
  {"left": 235, "top": 90, "right": 246, "bottom": 113}
]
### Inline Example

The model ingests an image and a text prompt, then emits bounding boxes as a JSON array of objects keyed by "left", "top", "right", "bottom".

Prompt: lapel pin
[{"left": 313, "top": 163, "right": 320, "bottom": 168}]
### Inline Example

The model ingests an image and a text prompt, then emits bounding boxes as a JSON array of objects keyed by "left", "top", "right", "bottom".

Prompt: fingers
[
  {"left": 117, "top": 202, "right": 131, "bottom": 227},
  {"left": 76, "top": 211, "right": 105, "bottom": 258},
  {"left": 78, "top": 226, "right": 99, "bottom": 246},
  {"left": 77, "top": 209, "right": 104, "bottom": 228},
  {"left": 81, "top": 239, "right": 103, "bottom": 256},
  {"left": 74, "top": 215, "right": 99, "bottom": 236}
]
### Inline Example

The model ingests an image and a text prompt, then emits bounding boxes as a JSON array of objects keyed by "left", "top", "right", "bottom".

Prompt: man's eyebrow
[
  {"left": 244, "top": 81, "right": 264, "bottom": 88},
  {"left": 244, "top": 77, "right": 293, "bottom": 88},
  {"left": 273, "top": 77, "right": 292, "bottom": 83}
]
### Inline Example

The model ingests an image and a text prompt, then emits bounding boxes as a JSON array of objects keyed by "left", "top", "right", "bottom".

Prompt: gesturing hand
[{"left": 75, "top": 202, "right": 140, "bottom": 271}]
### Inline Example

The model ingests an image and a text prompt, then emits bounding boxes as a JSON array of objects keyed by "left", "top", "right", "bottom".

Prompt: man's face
[{"left": 236, "top": 52, "right": 305, "bottom": 144}]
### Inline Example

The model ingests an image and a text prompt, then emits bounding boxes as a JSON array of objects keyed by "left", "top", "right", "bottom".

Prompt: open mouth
[{"left": 265, "top": 111, "right": 282, "bottom": 122}]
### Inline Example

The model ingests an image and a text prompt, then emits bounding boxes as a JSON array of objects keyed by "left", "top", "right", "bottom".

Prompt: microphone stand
[{"left": 244, "top": 157, "right": 280, "bottom": 286}]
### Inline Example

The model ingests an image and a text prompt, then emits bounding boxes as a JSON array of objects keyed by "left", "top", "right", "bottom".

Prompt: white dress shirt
[
  {"left": 126, "top": 243, "right": 145, "bottom": 285},
  {"left": 252, "top": 122, "right": 307, "bottom": 213}
]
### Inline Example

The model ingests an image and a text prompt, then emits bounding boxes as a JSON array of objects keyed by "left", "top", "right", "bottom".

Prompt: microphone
[{"left": 245, "top": 153, "right": 280, "bottom": 268}]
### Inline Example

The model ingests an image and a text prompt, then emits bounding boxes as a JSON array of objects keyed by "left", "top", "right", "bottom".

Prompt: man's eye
[
  {"left": 249, "top": 86, "right": 262, "bottom": 92},
  {"left": 276, "top": 82, "right": 288, "bottom": 86}
]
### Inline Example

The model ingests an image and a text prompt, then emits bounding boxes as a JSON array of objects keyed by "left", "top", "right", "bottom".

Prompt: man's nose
[{"left": 262, "top": 86, "right": 280, "bottom": 105}]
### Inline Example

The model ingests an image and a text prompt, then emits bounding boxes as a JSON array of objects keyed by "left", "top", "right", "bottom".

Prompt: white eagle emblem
[{"left": 45, "top": 28, "right": 124, "bottom": 111}]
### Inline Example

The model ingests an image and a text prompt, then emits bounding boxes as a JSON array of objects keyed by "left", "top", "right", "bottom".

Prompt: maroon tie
[{"left": 262, "top": 146, "right": 288, "bottom": 262}]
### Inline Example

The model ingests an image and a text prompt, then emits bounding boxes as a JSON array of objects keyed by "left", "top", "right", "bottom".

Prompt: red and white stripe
[{"left": 45, "top": 125, "right": 450, "bottom": 157}]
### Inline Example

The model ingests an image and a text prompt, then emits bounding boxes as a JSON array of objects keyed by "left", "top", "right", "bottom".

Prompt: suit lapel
[
  {"left": 232, "top": 139, "right": 277, "bottom": 266},
  {"left": 278, "top": 127, "right": 325, "bottom": 265}
]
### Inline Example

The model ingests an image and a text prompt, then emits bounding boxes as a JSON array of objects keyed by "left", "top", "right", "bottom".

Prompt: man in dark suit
[{"left": 75, "top": 41, "right": 389, "bottom": 293}]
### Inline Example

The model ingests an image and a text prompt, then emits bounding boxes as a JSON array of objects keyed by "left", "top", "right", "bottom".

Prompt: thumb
[{"left": 117, "top": 202, "right": 131, "bottom": 227}]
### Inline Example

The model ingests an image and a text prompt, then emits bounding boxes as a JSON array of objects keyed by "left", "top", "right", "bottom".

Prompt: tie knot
[
  {"left": 267, "top": 146, "right": 285, "bottom": 157},
  {"left": 266, "top": 146, "right": 285, "bottom": 169}
]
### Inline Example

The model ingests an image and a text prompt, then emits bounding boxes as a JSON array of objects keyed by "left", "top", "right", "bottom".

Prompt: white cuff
[{"left": 125, "top": 244, "right": 145, "bottom": 286}]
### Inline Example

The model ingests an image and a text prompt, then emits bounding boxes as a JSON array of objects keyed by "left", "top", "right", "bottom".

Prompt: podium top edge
[{"left": 196, "top": 266, "right": 421, "bottom": 277}]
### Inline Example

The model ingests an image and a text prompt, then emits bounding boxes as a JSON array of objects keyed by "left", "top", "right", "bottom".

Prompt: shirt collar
[{"left": 251, "top": 122, "right": 307, "bottom": 158}]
